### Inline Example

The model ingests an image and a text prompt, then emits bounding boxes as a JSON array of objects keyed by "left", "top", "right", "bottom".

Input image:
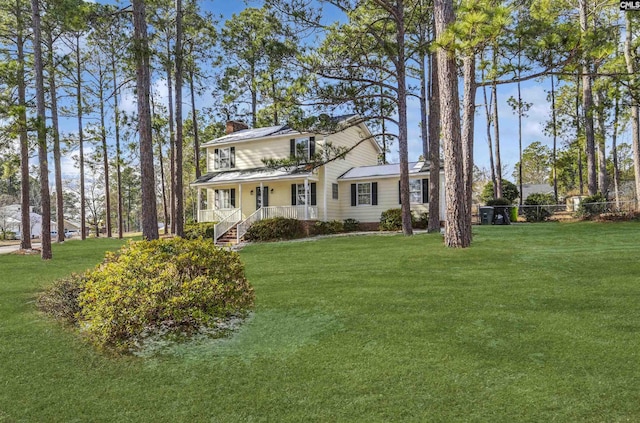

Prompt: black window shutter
[
  {"left": 372, "top": 182, "right": 378, "bottom": 205},
  {"left": 214, "top": 148, "right": 220, "bottom": 169},
  {"left": 398, "top": 181, "right": 401, "bottom": 204},
  {"left": 310, "top": 183, "right": 317, "bottom": 206},
  {"left": 255, "top": 187, "right": 260, "bottom": 209},
  {"left": 422, "top": 178, "right": 429, "bottom": 203},
  {"left": 230, "top": 147, "right": 235, "bottom": 168},
  {"left": 214, "top": 189, "right": 219, "bottom": 209},
  {"left": 230, "top": 189, "right": 236, "bottom": 207},
  {"left": 309, "top": 136, "right": 316, "bottom": 157},
  {"left": 351, "top": 184, "right": 357, "bottom": 206},
  {"left": 264, "top": 186, "right": 269, "bottom": 207},
  {"left": 290, "top": 139, "right": 296, "bottom": 157},
  {"left": 291, "top": 184, "right": 297, "bottom": 205}
]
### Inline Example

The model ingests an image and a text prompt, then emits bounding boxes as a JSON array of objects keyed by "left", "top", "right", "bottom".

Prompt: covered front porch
[{"left": 191, "top": 168, "right": 321, "bottom": 243}]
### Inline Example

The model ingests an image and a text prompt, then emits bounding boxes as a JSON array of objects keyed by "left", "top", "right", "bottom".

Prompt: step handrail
[
  {"left": 236, "top": 207, "right": 263, "bottom": 242},
  {"left": 214, "top": 209, "right": 242, "bottom": 241}
]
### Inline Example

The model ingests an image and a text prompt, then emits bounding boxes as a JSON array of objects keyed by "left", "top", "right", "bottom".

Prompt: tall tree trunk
[
  {"left": 427, "top": 39, "right": 441, "bottom": 233},
  {"left": 594, "top": 87, "right": 607, "bottom": 195},
  {"left": 461, "top": 55, "right": 475, "bottom": 222},
  {"left": 395, "top": 0, "right": 412, "bottom": 236},
  {"left": 612, "top": 92, "right": 620, "bottom": 209},
  {"left": 435, "top": 0, "right": 470, "bottom": 248},
  {"left": 551, "top": 75, "right": 558, "bottom": 203},
  {"left": 132, "top": 0, "right": 159, "bottom": 240},
  {"left": 624, "top": 14, "right": 640, "bottom": 210},
  {"left": 482, "top": 75, "right": 497, "bottom": 196},
  {"left": 174, "top": 0, "right": 184, "bottom": 237},
  {"left": 189, "top": 69, "right": 201, "bottom": 179},
  {"left": 151, "top": 96, "right": 169, "bottom": 235},
  {"left": 111, "top": 52, "right": 124, "bottom": 238},
  {"left": 579, "top": 0, "right": 597, "bottom": 195},
  {"left": 576, "top": 72, "right": 584, "bottom": 194},
  {"left": 492, "top": 48, "right": 502, "bottom": 199},
  {"left": 97, "top": 57, "right": 112, "bottom": 237},
  {"left": 250, "top": 61, "right": 257, "bottom": 128},
  {"left": 517, "top": 48, "right": 523, "bottom": 205},
  {"left": 166, "top": 37, "right": 175, "bottom": 234},
  {"left": 31, "top": 0, "right": 52, "bottom": 259},
  {"left": 75, "top": 34, "right": 86, "bottom": 240},
  {"left": 16, "top": 2, "right": 31, "bottom": 250},
  {"left": 420, "top": 48, "right": 428, "bottom": 160}
]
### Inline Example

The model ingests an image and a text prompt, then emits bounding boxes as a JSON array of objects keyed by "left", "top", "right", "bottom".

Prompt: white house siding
[
  {"left": 206, "top": 136, "right": 293, "bottom": 172},
  {"left": 321, "top": 125, "right": 381, "bottom": 221}
]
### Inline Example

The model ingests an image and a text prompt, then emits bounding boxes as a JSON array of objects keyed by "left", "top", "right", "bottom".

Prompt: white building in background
[{"left": 0, "top": 205, "right": 80, "bottom": 239}]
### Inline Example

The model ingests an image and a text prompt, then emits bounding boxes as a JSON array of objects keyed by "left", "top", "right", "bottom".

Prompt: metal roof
[
  {"left": 338, "top": 161, "right": 437, "bottom": 180},
  {"left": 191, "top": 166, "right": 313, "bottom": 186}
]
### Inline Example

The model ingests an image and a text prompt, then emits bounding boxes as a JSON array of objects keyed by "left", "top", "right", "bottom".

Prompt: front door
[{"left": 256, "top": 186, "right": 269, "bottom": 209}]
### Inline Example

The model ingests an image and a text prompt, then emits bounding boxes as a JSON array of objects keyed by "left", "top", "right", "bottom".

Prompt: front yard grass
[{"left": 1, "top": 222, "right": 640, "bottom": 422}]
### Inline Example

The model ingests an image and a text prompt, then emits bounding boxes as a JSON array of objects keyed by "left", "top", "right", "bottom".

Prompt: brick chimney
[{"left": 226, "top": 120, "right": 249, "bottom": 135}]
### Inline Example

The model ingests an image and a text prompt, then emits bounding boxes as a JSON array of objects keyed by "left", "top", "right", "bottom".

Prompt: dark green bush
[
  {"left": 412, "top": 211, "right": 429, "bottom": 229},
  {"left": 524, "top": 193, "right": 555, "bottom": 222},
  {"left": 244, "top": 217, "right": 304, "bottom": 242},
  {"left": 576, "top": 193, "right": 608, "bottom": 220},
  {"left": 380, "top": 208, "right": 403, "bottom": 231},
  {"left": 343, "top": 218, "right": 360, "bottom": 232},
  {"left": 486, "top": 197, "right": 511, "bottom": 206},
  {"left": 313, "top": 220, "right": 344, "bottom": 235},
  {"left": 480, "top": 181, "right": 519, "bottom": 204},
  {"left": 37, "top": 274, "right": 85, "bottom": 324},
  {"left": 77, "top": 238, "right": 254, "bottom": 352},
  {"left": 184, "top": 222, "right": 217, "bottom": 240}
]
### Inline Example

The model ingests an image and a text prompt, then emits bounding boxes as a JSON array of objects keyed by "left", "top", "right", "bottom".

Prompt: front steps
[{"left": 216, "top": 225, "right": 240, "bottom": 246}]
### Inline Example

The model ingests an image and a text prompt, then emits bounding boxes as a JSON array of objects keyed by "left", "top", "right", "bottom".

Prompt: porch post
[
  {"left": 197, "top": 188, "right": 202, "bottom": 222},
  {"left": 259, "top": 181, "right": 263, "bottom": 210},
  {"left": 304, "top": 178, "right": 309, "bottom": 220},
  {"left": 323, "top": 149, "right": 328, "bottom": 221},
  {"left": 239, "top": 184, "right": 242, "bottom": 213}
]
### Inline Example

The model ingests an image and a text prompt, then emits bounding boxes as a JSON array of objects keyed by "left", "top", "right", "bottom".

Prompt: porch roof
[
  {"left": 191, "top": 166, "right": 315, "bottom": 186},
  {"left": 338, "top": 161, "right": 438, "bottom": 180}
]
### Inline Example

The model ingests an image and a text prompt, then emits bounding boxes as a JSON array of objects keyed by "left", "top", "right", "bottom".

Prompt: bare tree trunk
[
  {"left": 551, "top": 75, "right": 558, "bottom": 203},
  {"left": 594, "top": 87, "right": 607, "bottom": 195},
  {"left": 492, "top": 48, "right": 502, "bottom": 199},
  {"left": 395, "top": 0, "right": 412, "bottom": 236},
  {"left": 624, "top": 14, "right": 640, "bottom": 209},
  {"left": 576, "top": 73, "right": 584, "bottom": 194},
  {"left": 461, "top": 55, "right": 475, "bottom": 221},
  {"left": 435, "top": 0, "right": 470, "bottom": 248},
  {"left": 166, "top": 37, "right": 175, "bottom": 234},
  {"left": 98, "top": 60, "right": 112, "bottom": 237},
  {"left": 174, "top": 0, "right": 184, "bottom": 237},
  {"left": 420, "top": 48, "right": 428, "bottom": 160},
  {"left": 74, "top": 34, "right": 86, "bottom": 240},
  {"left": 46, "top": 32, "right": 65, "bottom": 243},
  {"left": 189, "top": 69, "right": 201, "bottom": 179},
  {"left": 31, "top": 0, "right": 52, "bottom": 259},
  {"left": 151, "top": 96, "right": 169, "bottom": 235},
  {"left": 579, "top": 0, "right": 597, "bottom": 195},
  {"left": 481, "top": 75, "right": 497, "bottom": 196},
  {"left": 111, "top": 53, "right": 124, "bottom": 239},
  {"left": 16, "top": 2, "right": 31, "bottom": 250},
  {"left": 132, "top": 0, "right": 159, "bottom": 240},
  {"left": 612, "top": 93, "right": 620, "bottom": 209},
  {"left": 427, "top": 41, "right": 441, "bottom": 233}
]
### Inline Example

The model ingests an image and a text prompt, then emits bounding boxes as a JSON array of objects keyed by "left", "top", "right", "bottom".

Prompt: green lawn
[{"left": 1, "top": 223, "right": 640, "bottom": 422}]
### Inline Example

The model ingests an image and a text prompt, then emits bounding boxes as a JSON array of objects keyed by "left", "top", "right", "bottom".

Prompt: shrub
[
  {"left": 576, "top": 193, "right": 607, "bottom": 220},
  {"left": 380, "top": 208, "right": 403, "bottom": 231},
  {"left": 480, "top": 181, "right": 519, "bottom": 204},
  {"left": 524, "top": 193, "right": 555, "bottom": 222},
  {"left": 183, "top": 222, "right": 217, "bottom": 240},
  {"left": 412, "top": 211, "right": 429, "bottom": 229},
  {"left": 343, "top": 218, "right": 360, "bottom": 232},
  {"left": 486, "top": 197, "right": 511, "bottom": 206},
  {"left": 313, "top": 220, "right": 344, "bottom": 235},
  {"left": 37, "top": 274, "right": 85, "bottom": 324},
  {"left": 244, "top": 217, "right": 304, "bottom": 242},
  {"left": 77, "top": 238, "right": 254, "bottom": 352}
]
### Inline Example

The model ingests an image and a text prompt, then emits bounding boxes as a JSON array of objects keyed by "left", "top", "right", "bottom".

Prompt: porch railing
[
  {"left": 213, "top": 209, "right": 242, "bottom": 241},
  {"left": 236, "top": 205, "right": 319, "bottom": 242},
  {"left": 199, "top": 208, "right": 238, "bottom": 223}
]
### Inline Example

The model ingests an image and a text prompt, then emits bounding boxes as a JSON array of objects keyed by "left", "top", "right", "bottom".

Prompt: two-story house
[{"left": 191, "top": 115, "right": 446, "bottom": 244}]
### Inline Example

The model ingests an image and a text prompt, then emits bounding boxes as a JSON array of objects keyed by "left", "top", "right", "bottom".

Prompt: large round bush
[
  {"left": 78, "top": 238, "right": 254, "bottom": 351},
  {"left": 524, "top": 193, "right": 555, "bottom": 222}
]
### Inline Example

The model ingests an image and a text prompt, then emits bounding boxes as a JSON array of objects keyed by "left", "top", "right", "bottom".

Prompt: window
[
  {"left": 297, "top": 184, "right": 307, "bottom": 205},
  {"left": 358, "top": 183, "right": 371, "bottom": 205},
  {"left": 214, "top": 147, "right": 235, "bottom": 170},
  {"left": 214, "top": 189, "right": 235, "bottom": 209},
  {"left": 351, "top": 182, "right": 378, "bottom": 206},
  {"left": 409, "top": 179, "right": 422, "bottom": 203},
  {"left": 290, "top": 137, "right": 315, "bottom": 160},
  {"left": 291, "top": 183, "right": 317, "bottom": 206},
  {"left": 332, "top": 183, "right": 339, "bottom": 200}
]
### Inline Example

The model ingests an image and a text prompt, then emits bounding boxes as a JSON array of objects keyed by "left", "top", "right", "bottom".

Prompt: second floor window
[
  {"left": 214, "top": 147, "right": 235, "bottom": 170},
  {"left": 290, "top": 137, "right": 315, "bottom": 161}
]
